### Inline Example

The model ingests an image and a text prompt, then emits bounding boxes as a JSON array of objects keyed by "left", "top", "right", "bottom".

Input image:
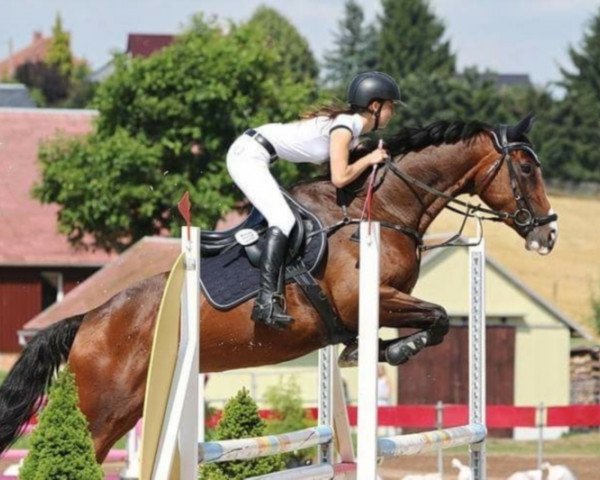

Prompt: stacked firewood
[{"left": 570, "top": 347, "right": 600, "bottom": 404}]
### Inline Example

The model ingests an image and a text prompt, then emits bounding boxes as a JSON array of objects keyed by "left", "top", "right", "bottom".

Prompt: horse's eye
[{"left": 520, "top": 163, "right": 532, "bottom": 175}]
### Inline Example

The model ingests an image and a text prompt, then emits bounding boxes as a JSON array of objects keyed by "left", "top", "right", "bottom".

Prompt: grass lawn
[
  {"left": 426, "top": 431, "right": 600, "bottom": 457},
  {"left": 485, "top": 431, "right": 600, "bottom": 456}
]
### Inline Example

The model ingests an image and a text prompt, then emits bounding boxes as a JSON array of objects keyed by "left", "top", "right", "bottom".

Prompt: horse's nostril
[{"left": 549, "top": 230, "right": 557, "bottom": 244}]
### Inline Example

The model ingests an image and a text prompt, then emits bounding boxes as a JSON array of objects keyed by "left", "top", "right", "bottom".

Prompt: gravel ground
[
  {"left": 379, "top": 454, "right": 596, "bottom": 479},
  {"left": 2, "top": 454, "right": 595, "bottom": 479}
]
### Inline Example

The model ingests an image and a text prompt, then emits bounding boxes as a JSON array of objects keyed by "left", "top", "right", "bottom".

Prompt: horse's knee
[{"left": 429, "top": 306, "right": 449, "bottom": 344}]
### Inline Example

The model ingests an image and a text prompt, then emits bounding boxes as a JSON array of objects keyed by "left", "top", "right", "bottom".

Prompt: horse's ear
[{"left": 508, "top": 113, "right": 535, "bottom": 140}]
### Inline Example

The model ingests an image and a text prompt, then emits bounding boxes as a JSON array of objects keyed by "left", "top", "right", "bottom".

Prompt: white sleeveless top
[{"left": 255, "top": 113, "right": 364, "bottom": 164}]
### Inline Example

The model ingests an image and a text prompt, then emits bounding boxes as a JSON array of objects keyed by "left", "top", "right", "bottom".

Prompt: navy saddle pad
[{"left": 200, "top": 194, "right": 327, "bottom": 310}]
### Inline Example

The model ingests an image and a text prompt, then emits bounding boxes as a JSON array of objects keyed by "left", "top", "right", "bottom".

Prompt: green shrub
[
  {"left": 199, "top": 388, "right": 285, "bottom": 479},
  {"left": 264, "top": 376, "right": 316, "bottom": 467},
  {"left": 20, "top": 366, "right": 103, "bottom": 480},
  {"left": 591, "top": 278, "right": 600, "bottom": 335}
]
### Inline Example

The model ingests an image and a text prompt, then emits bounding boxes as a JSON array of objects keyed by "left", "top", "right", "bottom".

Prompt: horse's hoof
[
  {"left": 384, "top": 344, "right": 412, "bottom": 366},
  {"left": 384, "top": 332, "right": 429, "bottom": 366},
  {"left": 338, "top": 343, "right": 358, "bottom": 368}
]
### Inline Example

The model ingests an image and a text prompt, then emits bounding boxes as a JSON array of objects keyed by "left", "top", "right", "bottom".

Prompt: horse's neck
[{"left": 378, "top": 139, "right": 488, "bottom": 236}]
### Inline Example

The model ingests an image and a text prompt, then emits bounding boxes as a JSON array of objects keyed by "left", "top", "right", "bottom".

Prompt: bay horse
[{"left": 0, "top": 115, "right": 558, "bottom": 462}]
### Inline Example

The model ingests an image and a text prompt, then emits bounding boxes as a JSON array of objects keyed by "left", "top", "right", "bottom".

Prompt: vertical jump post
[{"left": 357, "top": 222, "right": 380, "bottom": 479}]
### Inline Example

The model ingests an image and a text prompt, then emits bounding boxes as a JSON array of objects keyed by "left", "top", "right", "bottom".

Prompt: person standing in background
[{"left": 377, "top": 364, "right": 392, "bottom": 436}]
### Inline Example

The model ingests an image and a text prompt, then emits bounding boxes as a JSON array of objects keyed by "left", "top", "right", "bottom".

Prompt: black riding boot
[{"left": 251, "top": 226, "right": 294, "bottom": 329}]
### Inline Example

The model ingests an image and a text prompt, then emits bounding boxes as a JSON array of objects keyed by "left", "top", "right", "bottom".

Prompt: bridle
[
  {"left": 382, "top": 125, "right": 558, "bottom": 240},
  {"left": 484, "top": 125, "right": 557, "bottom": 234}
]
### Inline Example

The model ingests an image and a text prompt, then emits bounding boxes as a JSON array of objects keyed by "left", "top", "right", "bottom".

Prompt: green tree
[
  {"left": 62, "top": 61, "right": 96, "bottom": 108},
  {"left": 383, "top": 68, "right": 538, "bottom": 136},
  {"left": 378, "top": 0, "right": 455, "bottom": 80},
  {"left": 199, "top": 388, "right": 285, "bottom": 480},
  {"left": 247, "top": 6, "right": 319, "bottom": 84},
  {"left": 47, "top": 13, "right": 73, "bottom": 78},
  {"left": 15, "top": 61, "right": 69, "bottom": 105},
  {"left": 264, "top": 377, "right": 315, "bottom": 466},
  {"left": 323, "top": 0, "right": 378, "bottom": 90},
  {"left": 14, "top": 14, "right": 93, "bottom": 108},
  {"left": 33, "top": 15, "right": 316, "bottom": 251},
  {"left": 532, "top": 93, "right": 600, "bottom": 182},
  {"left": 535, "top": 7, "right": 600, "bottom": 182},
  {"left": 20, "top": 367, "right": 103, "bottom": 480},
  {"left": 560, "top": 7, "right": 600, "bottom": 98}
]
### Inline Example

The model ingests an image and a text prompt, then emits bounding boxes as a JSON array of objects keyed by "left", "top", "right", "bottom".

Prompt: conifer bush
[
  {"left": 199, "top": 388, "right": 285, "bottom": 479},
  {"left": 20, "top": 366, "right": 103, "bottom": 480}
]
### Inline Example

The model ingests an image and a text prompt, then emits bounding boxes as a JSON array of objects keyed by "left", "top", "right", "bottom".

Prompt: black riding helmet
[
  {"left": 346, "top": 71, "right": 404, "bottom": 129},
  {"left": 347, "top": 71, "right": 403, "bottom": 108}
]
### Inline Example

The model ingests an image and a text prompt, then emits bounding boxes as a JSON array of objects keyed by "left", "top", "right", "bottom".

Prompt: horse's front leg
[
  {"left": 339, "top": 286, "right": 450, "bottom": 367},
  {"left": 377, "top": 286, "right": 449, "bottom": 365}
]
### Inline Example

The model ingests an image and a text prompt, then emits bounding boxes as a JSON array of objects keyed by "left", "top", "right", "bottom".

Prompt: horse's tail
[{"left": 0, "top": 315, "right": 83, "bottom": 455}]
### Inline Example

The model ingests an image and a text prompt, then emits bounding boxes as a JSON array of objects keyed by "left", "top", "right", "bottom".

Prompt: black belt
[{"left": 244, "top": 129, "right": 278, "bottom": 163}]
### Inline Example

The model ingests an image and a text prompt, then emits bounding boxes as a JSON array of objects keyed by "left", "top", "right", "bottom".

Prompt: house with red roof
[
  {"left": 0, "top": 32, "right": 51, "bottom": 79},
  {"left": 0, "top": 105, "right": 242, "bottom": 370},
  {"left": 89, "top": 33, "right": 175, "bottom": 82},
  {"left": 0, "top": 107, "right": 115, "bottom": 368},
  {"left": 127, "top": 34, "right": 174, "bottom": 58}
]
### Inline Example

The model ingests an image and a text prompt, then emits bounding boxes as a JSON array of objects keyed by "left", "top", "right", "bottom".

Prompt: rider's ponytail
[{"left": 300, "top": 101, "right": 367, "bottom": 120}]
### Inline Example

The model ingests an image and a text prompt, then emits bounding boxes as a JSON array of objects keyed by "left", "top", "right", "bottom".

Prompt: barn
[{"left": 0, "top": 107, "right": 113, "bottom": 369}]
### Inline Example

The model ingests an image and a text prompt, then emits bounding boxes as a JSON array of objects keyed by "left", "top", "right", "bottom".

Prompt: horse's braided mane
[
  {"left": 385, "top": 119, "right": 492, "bottom": 156},
  {"left": 293, "top": 119, "right": 508, "bottom": 189}
]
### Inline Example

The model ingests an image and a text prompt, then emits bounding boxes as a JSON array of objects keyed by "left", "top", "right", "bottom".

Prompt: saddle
[
  {"left": 199, "top": 190, "right": 354, "bottom": 344},
  {"left": 200, "top": 193, "right": 308, "bottom": 263}
]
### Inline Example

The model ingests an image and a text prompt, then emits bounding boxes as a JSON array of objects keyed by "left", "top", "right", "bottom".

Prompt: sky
[{"left": 2, "top": 0, "right": 599, "bottom": 87}]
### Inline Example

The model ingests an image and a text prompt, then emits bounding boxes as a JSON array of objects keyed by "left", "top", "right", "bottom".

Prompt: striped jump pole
[
  {"left": 196, "top": 353, "right": 356, "bottom": 479},
  {"left": 200, "top": 426, "right": 333, "bottom": 463}
]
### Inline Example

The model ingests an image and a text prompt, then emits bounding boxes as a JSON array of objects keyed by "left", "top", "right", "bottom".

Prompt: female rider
[{"left": 226, "top": 71, "right": 403, "bottom": 330}]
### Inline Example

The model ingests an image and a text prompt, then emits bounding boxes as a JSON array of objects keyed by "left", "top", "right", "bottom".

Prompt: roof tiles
[{"left": 0, "top": 108, "right": 114, "bottom": 266}]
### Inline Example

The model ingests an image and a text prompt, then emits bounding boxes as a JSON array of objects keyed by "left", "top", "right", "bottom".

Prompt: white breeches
[{"left": 226, "top": 134, "right": 295, "bottom": 236}]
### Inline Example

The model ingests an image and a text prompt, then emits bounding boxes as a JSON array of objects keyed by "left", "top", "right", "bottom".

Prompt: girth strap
[{"left": 287, "top": 262, "right": 355, "bottom": 345}]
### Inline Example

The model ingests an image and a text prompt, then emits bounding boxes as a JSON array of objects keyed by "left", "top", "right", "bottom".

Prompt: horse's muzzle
[{"left": 525, "top": 209, "right": 558, "bottom": 255}]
